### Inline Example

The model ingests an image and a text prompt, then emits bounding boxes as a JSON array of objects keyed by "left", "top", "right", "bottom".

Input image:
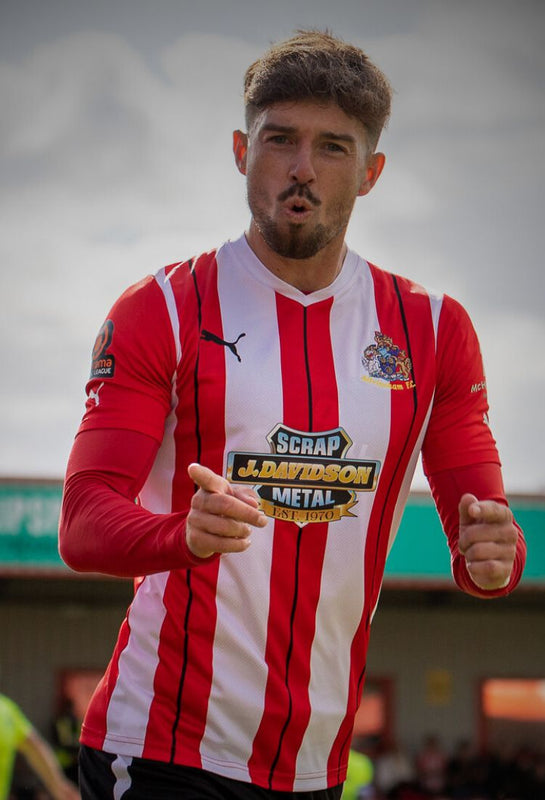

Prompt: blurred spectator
[
  {"left": 414, "top": 734, "right": 448, "bottom": 796},
  {"left": 445, "top": 738, "right": 482, "bottom": 798},
  {"left": 374, "top": 740, "right": 415, "bottom": 797},
  {"left": 532, "top": 750, "right": 545, "bottom": 800},
  {"left": 342, "top": 749, "right": 375, "bottom": 799},
  {"left": 52, "top": 699, "right": 80, "bottom": 784},
  {"left": 0, "top": 693, "right": 79, "bottom": 800}
]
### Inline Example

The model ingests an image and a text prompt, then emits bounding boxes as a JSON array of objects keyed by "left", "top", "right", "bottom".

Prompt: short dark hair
[{"left": 243, "top": 30, "right": 392, "bottom": 148}]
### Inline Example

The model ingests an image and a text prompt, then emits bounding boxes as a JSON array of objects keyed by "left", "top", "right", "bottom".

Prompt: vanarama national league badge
[
  {"left": 90, "top": 319, "right": 115, "bottom": 378},
  {"left": 227, "top": 424, "right": 380, "bottom": 526},
  {"left": 361, "top": 331, "right": 414, "bottom": 390}
]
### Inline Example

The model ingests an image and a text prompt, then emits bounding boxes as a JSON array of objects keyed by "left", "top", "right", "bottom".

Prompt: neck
[{"left": 245, "top": 222, "right": 347, "bottom": 293}]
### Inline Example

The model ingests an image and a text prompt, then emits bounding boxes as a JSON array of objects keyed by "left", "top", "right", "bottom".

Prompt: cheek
[
  {"left": 246, "top": 158, "right": 280, "bottom": 203},
  {"left": 327, "top": 177, "right": 360, "bottom": 214}
]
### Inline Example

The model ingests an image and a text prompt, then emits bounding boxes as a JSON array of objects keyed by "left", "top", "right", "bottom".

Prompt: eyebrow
[{"left": 260, "top": 123, "right": 357, "bottom": 145}]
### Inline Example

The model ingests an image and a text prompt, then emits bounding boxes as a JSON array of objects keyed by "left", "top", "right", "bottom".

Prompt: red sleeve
[
  {"left": 79, "top": 275, "right": 176, "bottom": 442},
  {"left": 428, "top": 462, "right": 526, "bottom": 598},
  {"left": 422, "top": 295, "right": 500, "bottom": 475},
  {"left": 59, "top": 428, "right": 218, "bottom": 577}
]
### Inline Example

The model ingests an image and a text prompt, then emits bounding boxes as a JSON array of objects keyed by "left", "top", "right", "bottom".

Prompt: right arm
[
  {"left": 19, "top": 729, "right": 80, "bottom": 800},
  {"left": 59, "top": 275, "right": 265, "bottom": 578},
  {"left": 59, "top": 429, "right": 266, "bottom": 577}
]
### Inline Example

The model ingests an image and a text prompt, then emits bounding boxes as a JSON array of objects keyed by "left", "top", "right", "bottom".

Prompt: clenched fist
[{"left": 458, "top": 493, "right": 518, "bottom": 590}]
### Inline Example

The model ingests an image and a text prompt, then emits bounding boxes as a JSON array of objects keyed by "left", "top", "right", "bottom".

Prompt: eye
[
  {"left": 268, "top": 134, "right": 291, "bottom": 145},
  {"left": 324, "top": 141, "right": 347, "bottom": 154}
]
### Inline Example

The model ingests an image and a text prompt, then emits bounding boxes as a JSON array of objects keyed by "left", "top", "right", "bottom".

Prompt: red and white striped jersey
[{"left": 77, "top": 235, "right": 499, "bottom": 791}]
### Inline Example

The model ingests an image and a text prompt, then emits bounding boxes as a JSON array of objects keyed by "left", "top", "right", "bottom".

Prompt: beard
[
  {"left": 254, "top": 216, "right": 332, "bottom": 260},
  {"left": 247, "top": 182, "right": 353, "bottom": 260}
]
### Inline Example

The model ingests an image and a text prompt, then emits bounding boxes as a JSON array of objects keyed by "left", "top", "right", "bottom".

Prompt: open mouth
[
  {"left": 284, "top": 202, "right": 313, "bottom": 223},
  {"left": 278, "top": 184, "right": 321, "bottom": 211},
  {"left": 284, "top": 195, "right": 315, "bottom": 219}
]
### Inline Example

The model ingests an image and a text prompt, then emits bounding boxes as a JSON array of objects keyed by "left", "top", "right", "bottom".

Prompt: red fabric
[
  {"left": 59, "top": 428, "right": 217, "bottom": 576},
  {"left": 428, "top": 462, "right": 526, "bottom": 598},
  {"left": 422, "top": 295, "right": 499, "bottom": 474},
  {"left": 79, "top": 275, "right": 176, "bottom": 441}
]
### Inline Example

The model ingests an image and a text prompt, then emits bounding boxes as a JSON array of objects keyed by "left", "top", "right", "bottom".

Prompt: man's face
[{"left": 234, "top": 100, "right": 383, "bottom": 260}]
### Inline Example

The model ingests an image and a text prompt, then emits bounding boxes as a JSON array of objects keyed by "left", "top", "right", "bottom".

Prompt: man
[
  {"left": 0, "top": 693, "right": 80, "bottom": 800},
  {"left": 59, "top": 30, "right": 526, "bottom": 800}
]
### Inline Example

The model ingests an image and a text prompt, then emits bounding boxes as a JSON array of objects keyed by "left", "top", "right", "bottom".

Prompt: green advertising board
[
  {"left": 0, "top": 481, "right": 543, "bottom": 584},
  {"left": 0, "top": 482, "right": 65, "bottom": 569}
]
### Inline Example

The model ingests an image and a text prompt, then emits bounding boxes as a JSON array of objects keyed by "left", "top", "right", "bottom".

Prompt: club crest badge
[{"left": 361, "top": 331, "right": 413, "bottom": 388}]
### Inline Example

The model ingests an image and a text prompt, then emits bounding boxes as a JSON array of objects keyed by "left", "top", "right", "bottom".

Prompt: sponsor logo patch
[
  {"left": 90, "top": 319, "right": 115, "bottom": 378},
  {"left": 227, "top": 424, "right": 380, "bottom": 526}
]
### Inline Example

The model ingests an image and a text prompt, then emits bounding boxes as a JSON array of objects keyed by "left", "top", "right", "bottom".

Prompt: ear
[
  {"left": 233, "top": 130, "right": 248, "bottom": 175},
  {"left": 358, "top": 152, "right": 386, "bottom": 197}
]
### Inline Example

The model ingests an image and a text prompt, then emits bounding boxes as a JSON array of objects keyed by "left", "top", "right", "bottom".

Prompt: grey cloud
[{"left": 1, "top": 5, "right": 543, "bottom": 492}]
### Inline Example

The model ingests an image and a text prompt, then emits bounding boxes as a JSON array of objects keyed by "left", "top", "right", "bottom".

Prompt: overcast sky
[{"left": 1, "top": 0, "right": 544, "bottom": 493}]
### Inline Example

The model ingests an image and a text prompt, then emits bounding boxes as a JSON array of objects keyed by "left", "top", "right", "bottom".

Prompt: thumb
[{"left": 458, "top": 493, "right": 481, "bottom": 526}]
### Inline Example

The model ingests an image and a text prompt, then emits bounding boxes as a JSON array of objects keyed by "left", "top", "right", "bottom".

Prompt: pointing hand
[{"left": 186, "top": 463, "right": 267, "bottom": 559}]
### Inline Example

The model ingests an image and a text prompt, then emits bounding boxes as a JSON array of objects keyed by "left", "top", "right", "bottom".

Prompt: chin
[{"left": 262, "top": 223, "right": 330, "bottom": 260}]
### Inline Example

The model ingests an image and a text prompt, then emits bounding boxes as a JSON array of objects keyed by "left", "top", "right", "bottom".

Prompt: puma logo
[{"left": 200, "top": 329, "right": 246, "bottom": 362}]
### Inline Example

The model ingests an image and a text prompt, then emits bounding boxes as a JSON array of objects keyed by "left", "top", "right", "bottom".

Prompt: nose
[{"left": 288, "top": 143, "right": 316, "bottom": 184}]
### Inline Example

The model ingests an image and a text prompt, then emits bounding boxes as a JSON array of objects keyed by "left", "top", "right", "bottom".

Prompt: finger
[
  {"left": 465, "top": 559, "right": 512, "bottom": 591},
  {"left": 462, "top": 537, "right": 516, "bottom": 563},
  {"left": 231, "top": 483, "right": 263, "bottom": 510},
  {"left": 186, "top": 509, "right": 254, "bottom": 559},
  {"left": 458, "top": 493, "right": 480, "bottom": 525},
  {"left": 188, "top": 463, "right": 267, "bottom": 523},
  {"left": 188, "top": 462, "right": 233, "bottom": 495},
  {"left": 188, "top": 527, "right": 252, "bottom": 557},
  {"left": 194, "top": 487, "right": 267, "bottom": 528},
  {"left": 459, "top": 528, "right": 518, "bottom": 564},
  {"left": 188, "top": 507, "right": 253, "bottom": 540},
  {"left": 459, "top": 494, "right": 513, "bottom": 527},
  {"left": 468, "top": 500, "right": 513, "bottom": 525}
]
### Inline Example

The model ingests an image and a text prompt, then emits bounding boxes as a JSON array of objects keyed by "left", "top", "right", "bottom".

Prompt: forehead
[{"left": 251, "top": 99, "right": 368, "bottom": 143}]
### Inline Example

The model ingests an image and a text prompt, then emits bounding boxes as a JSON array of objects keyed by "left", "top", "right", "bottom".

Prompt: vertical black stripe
[
  {"left": 335, "top": 275, "right": 420, "bottom": 780},
  {"left": 303, "top": 306, "right": 313, "bottom": 431},
  {"left": 170, "top": 570, "right": 193, "bottom": 761},
  {"left": 392, "top": 275, "right": 418, "bottom": 414},
  {"left": 268, "top": 526, "right": 304, "bottom": 787},
  {"left": 190, "top": 261, "right": 203, "bottom": 463},
  {"left": 369, "top": 275, "right": 419, "bottom": 582},
  {"left": 170, "top": 259, "right": 200, "bottom": 762},
  {"left": 269, "top": 304, "right": 312, "bottom": 786}
]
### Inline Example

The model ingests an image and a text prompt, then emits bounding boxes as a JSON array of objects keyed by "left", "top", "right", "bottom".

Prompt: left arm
[
  {"left": 428, "top": 463, "right": 526, "bottom": 597},
  {"left": 422, "top": 296, "right": 526, "bottom": 597}
]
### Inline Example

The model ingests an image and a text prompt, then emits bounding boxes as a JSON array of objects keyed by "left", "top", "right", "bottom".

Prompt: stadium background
[{"left": 1, "top": 479, "right": 543, "bottom": 760}]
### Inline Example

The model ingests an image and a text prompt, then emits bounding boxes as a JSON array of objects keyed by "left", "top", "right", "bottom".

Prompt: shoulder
[
  {"left": 364, "top": 260, "right": 477, "bottom": 330},
  {"left": 154, "top": 248, "right": 220, "bottom": 293},
  {"left": 365, "top": 260, "right": 442, "bottom": 305},
  {"left": 362, "top": 260, "right": 447, "bottom": 333},
  {"left": 109, "top": 246, "right": 220, "bottom": 314}
]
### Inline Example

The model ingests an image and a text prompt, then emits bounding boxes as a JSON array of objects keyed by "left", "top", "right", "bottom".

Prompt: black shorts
[{"left": 79, "top": 745, "right": 343, "bottom": 800}]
